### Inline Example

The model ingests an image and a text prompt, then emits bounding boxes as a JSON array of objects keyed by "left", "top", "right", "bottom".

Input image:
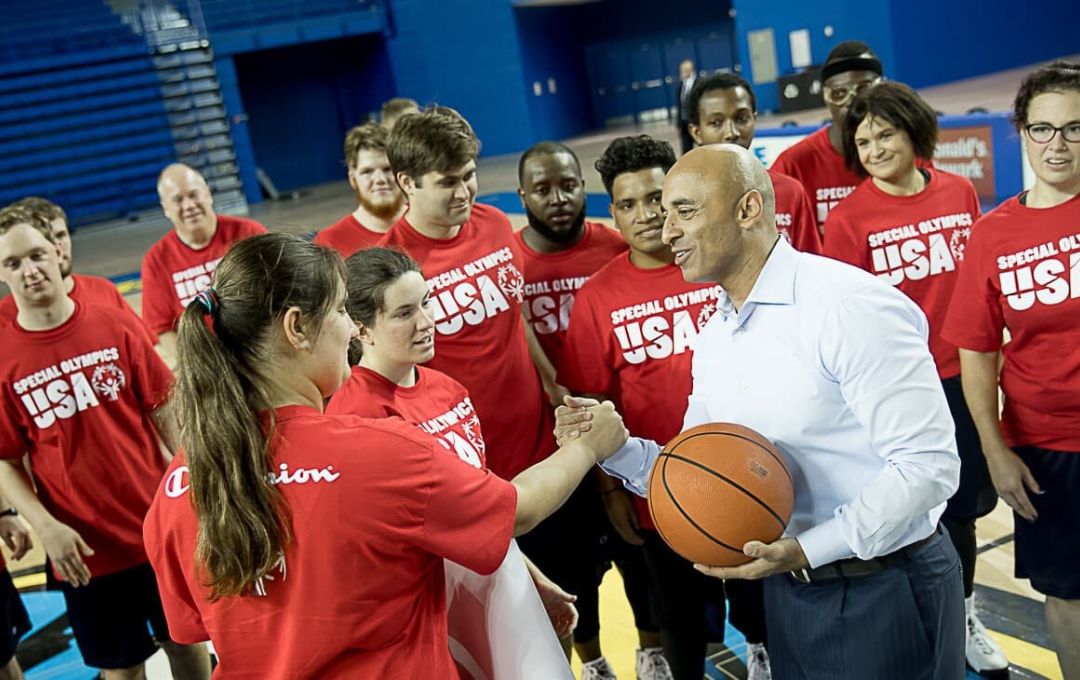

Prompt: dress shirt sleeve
[
  {"left": 798, "top": 283, "right": 961, "bottom": 567},
  {"left": 600, "top": 436, "right": 661, "bottom": 497}
]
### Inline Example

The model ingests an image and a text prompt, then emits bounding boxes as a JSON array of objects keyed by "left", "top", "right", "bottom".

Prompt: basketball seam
[
  {"left": 658, "top": 454, "right": 748, "bottom": 557},
  {"left": 660, "top": 451, "right": 788, "bottom": 532},
  {"left": 670, "top": 430, "right": 794, "bottom": 488}
]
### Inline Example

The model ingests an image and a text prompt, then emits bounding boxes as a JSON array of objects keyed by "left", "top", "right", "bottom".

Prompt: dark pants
[
  {"left": 677, "top": 121, "right": 694, "bottom": 155},
  {"left": 939, "top": 376, "right": 997, "bottom": 598},
  {"left": 642, "top": 531, "right": 767, "bottom": 679},
  {"left": 763, "top": 531, "right": 964, "bottom": 680}
]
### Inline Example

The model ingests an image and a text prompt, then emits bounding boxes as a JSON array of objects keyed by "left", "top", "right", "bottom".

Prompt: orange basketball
[{"left": 648, "top": 422, "right": 794, "bottom": 567}]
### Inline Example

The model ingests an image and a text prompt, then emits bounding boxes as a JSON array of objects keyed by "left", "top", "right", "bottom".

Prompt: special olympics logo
[
  {"left": 950, "top": 228, "right": 971, "bottom": 263},
  {"left": 462, "top": 416, "right": 486, "bottom": 454},
  {"left": 696, "top": 302, "right": 717, "bottom": 330},
  {"left": 91, "top": 363, "right": 127, "bottom": 401},
  {"left": 497, "top": 264, "right": 525, "bottom": 303}
]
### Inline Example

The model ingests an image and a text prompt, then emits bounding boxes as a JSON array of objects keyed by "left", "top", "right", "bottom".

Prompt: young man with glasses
[{"left": 772, "top": 41, "right": 884, "bottom": 234}]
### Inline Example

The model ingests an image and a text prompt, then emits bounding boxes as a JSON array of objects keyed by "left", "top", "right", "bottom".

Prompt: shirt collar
[
  {"left": 745, "top": 236, "right": 798, "bottom": 307},
  {"left": 716, "top": 236, "right": 798, "bottom": 327}
]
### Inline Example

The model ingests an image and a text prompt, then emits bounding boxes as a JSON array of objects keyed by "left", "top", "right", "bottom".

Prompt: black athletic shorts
[
  {"left": 0, "top": 569, "right": 30, "bottom": 665},
  {"left": 1013, "top": 446, "right": 1080, "bottom": 599},
  {"left": 941, "top": 376, "right": 998, "bottom": 521},
  {"left": 55, "top": 563, "right": 171, "bottom": 669}
]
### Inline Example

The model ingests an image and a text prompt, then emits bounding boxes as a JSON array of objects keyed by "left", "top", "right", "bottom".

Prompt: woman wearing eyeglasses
[
  {"left": 821, "top": 81, "right": 1011, "bottom": 676},
  {"left": 943, "top": 61, "right": 1080, "bottom": 680}
]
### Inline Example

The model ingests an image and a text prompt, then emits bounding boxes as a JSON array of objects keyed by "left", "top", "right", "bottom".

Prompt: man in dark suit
[{"left": 674, "top": 59, "right": 696, "bottom": 154}]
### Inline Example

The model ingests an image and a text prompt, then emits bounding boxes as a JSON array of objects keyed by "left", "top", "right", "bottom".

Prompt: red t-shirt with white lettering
[
  {"left": 558, "top": 254, "right": 723, "bottom": 528},
  {"left": 141, "top": 215, "right": 266, "bottom": 334},
  {"left": 378, "top": 204, "right": 557, "bottom": 479},
  {"left": 0, "top": 273, "right": 156, "bottom": 343},
  {"left": 942, "top": 192, "right": 1080, "bottom": 451},
  {"left": 144, "top": 406, "right": 516, "bottom": 680},
  {"left": 771, "top": 168, "right": 823, "bottom": 254},
  {"left": 314, "top": 214, "right": 385, "bottom": 259},
  {"left": 824, "top": 169, "right": 980, "bottom": 379},
  {"left": 513, "top": 221, "right": 628, "bottom": 367},
  {"left": 0, "top": 303, "right": 173, "bottom": 578},
  {"left": 327, "top": 365, "right": 488, "bottom": 469},
  {"left": 772, "top": 127, "right": 859, "bottom": 233}
]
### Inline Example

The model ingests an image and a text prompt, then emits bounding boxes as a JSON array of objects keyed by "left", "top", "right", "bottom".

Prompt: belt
[{"left": 789, "top": 525, "right": 942, "bottom": 584}]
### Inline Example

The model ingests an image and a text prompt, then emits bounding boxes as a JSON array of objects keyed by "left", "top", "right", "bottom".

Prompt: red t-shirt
[
  {"left": 771, "top": 168, "right": 823, "bottom": 254},
  {"left": 143, "top": 406, "right": 516, "bottom": 679},
  {"left": 513, "top": 221, "right": 628, "bottom": 367},
  {"left": 557, "top": 254, "right": 724, "bottom": 528},
  {"left": 942, "top": 192, "right": 1080, "bottom": 451},
  {"left": 0, "top": 273, "right": 156, "bottom": 343},
  {"left": 378, "top": 204, "right": 557, "bottom": 479},
  {"left": 0, "top": 302, "right": 173, "bottom": 578},
  {"left": 141, "top": 215, "right": 266, "bottom": 334},
  {"left": 824, "top": 169, "right": 980, "bottom": 379},
  {"left": 313, "top": 214, "right": 385, "bottom": 259},
  {"left": 771, "top": 127, "right": 859, "bottom": 232},
  {"left": 327, "top": 365, "right": 488, "bottom": 469}
]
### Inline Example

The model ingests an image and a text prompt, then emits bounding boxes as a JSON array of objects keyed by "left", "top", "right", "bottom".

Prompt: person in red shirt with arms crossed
[
  {"left": 514, "top": 143, "right": 668, "bottom": 679},
  {"left": 943, "top": 61, "right": 1080, "bottom": 680},
  {"left": 327, "top": 247, "right": 577, "bottom": 674},
  {"left": 771, "top": 41, "right": 884, "bottom": 233},
  {"left": 559, "top": 135, "right": 768, "bottom": 680},
  {"left": 141, "top": 163, "right": 266, "bottom": 367},
  {"left": 685, "top": 72, "right": 822, "bottom": 255},
  {"left": 0, "top": 206, "right": 210, "bottom": 680},
  {"left": 0, "top": 198, "right": 152, "bottom": 341},
  {"left": 142, "top": 233, "right": 628, "bottom": 679},
  {"left": 822, "top": 81, "right": 1007, "bottom": 675},
  {"left": 379, "top": 108, "right": 561, "bottom": 480},
  {"left": 314, "top": 123, "right": 406, "bottom": 259}
]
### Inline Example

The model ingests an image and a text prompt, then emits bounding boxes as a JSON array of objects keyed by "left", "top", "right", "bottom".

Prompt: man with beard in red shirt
[{"left": 315, "top": 123, "right": 406, "bottom": 259}]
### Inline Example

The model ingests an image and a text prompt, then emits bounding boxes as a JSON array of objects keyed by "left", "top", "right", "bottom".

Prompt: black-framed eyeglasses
[{"left": 1024, "top": 121, "right": 1080, "bottom": 144}]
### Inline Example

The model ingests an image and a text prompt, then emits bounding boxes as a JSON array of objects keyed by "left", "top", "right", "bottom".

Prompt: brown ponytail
[{"left": 175, "top": 232, "right": 345, "bottom": 600}]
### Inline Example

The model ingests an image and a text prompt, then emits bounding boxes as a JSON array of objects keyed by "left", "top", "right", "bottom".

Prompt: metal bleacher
[{"left": 0, "top": 0, "right": 248, "bottom": 227}]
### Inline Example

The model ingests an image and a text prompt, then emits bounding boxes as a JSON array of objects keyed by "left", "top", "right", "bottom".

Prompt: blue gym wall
[
  {"left": 730, "top": 0, "right": 896, "bottom": 113},
  {"left": 888, "top": 0, "right": 1077, "bottom": 88},
  {"left": 1, "top": 0, "right": 1076, "bottom": 223},
  {"left": 231, "top": 35, "right": 394, "bottom": 194}
]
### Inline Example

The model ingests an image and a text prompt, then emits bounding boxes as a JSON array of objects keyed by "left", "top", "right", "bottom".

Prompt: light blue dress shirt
[{"left": 601, "top": 238, "right": 960, "bottom": 569}]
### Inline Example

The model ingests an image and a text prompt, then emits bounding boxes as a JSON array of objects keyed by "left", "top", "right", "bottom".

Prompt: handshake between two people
[{"left": 554, "top": 395, "right": 627, "bottom": 462}]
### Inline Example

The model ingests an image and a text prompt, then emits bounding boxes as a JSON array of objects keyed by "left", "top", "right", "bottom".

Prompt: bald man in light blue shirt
[{"left": 558, "top": 145, "right": 964, "bottom": 679}]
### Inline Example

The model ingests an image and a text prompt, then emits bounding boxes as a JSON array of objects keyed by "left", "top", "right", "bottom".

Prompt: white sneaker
[
  {"left": 966, "top": 611, "right": 1008, "bottom": 672},
  {"left": 746, "top": 642, "right": 773, "bottom": 680},
  {"left": 635, "top": 647, "right": 673, "bottom": 680},
  {"left": 581, "top": 656, "right": 618, "bottom": 680}
]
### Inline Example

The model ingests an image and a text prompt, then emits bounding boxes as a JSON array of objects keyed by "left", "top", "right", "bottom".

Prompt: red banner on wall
[{"left": 934, "top": 126, "right": 996, "bottom": 201}]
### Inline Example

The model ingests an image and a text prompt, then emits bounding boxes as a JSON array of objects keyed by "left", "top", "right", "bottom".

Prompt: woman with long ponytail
[{"left": 143, "top": 233, "right": 628, "bottom": 678}]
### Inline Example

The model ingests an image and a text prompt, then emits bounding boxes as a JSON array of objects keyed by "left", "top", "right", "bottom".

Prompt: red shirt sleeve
[
  {"left": 416, "top": 443, "right": 516, "bottom": 575},
  {"left": 789, "top": 184, "right": 823, "bottom": 254},
  {"left": 557, "top": 285, "right": 615, "bottom": 396},
  {"left": 943, "top": 226, "right": 1003, "bottom": 352},
  {"left": 143, "top": 476, "right": 209, "bottom": 644},
  {"left": 822, "top": 206, "right": 867, "bottom": 270},
  {"left": 0, "top": 383, "right": 29, "bottom": 460},
  {"left": 123, "top": 316, "right": 175, "bottom": 410},
  {"left": 140, "top": 248, "right": 177, "bottom": 335}
]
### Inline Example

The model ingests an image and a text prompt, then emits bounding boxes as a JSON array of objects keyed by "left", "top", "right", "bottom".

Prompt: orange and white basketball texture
[{"left": 648, "top": 422, "right": 794, "bottom": 567}]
